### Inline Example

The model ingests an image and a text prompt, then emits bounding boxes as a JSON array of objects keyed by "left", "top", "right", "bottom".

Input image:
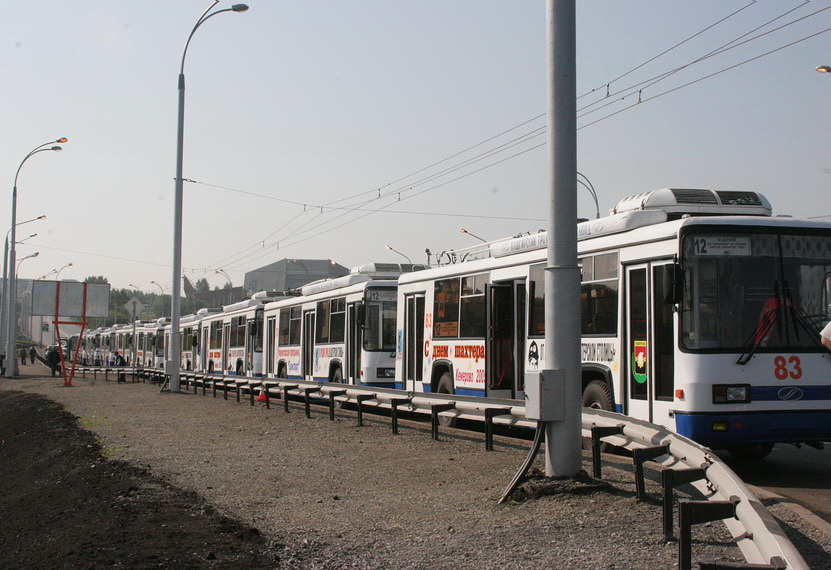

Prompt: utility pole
[{"left": 526, "top": 0, "right": 581, "bottom": 477}]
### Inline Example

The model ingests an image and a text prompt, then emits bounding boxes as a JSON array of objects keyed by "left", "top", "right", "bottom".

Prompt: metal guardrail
[{"left": 77, "top": 366, "right": 807, "bottom": 569}]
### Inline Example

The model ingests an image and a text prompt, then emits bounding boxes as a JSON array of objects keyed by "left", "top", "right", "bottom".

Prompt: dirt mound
[{"left": 0, "top": 391, "right": 276, "bottom": 568}]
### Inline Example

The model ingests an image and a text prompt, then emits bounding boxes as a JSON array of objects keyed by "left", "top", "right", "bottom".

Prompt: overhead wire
[{"left": 200, "top": 2, "right": 830, "bottom": 272}]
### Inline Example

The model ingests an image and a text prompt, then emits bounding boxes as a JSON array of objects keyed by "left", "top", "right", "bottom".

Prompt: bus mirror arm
[{"left": 663, "top": 262, "right": 683, "bottom": 305}]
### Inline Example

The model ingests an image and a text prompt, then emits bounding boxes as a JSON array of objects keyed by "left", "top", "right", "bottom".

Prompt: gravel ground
[{"left": 3, "top": 371, "right": 830, "bottom": 569}]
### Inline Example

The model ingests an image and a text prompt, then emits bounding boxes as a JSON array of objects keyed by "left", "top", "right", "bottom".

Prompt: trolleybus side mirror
[
  {"left": 356, "top": 304, "right": 367, "bottom": 328},
  {"left": 663, "top": 262, "right": 683, "bottom": 305}
]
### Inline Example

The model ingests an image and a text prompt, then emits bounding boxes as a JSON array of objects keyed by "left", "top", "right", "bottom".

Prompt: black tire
[
  {"left": 236, "top": 360, "right": 244, "bottom": 376},
  {"left": 332, "top": 367, "right": 343, "bottom": 383},
  {"left": 277, "top": 364, "right": 287, "bottom": 379},
  {"left": 582, "top": 380, "right": 614, "bottom": 451},
  {"left": 727, "top": 443, "right": 774, "bottom": 460},
  {"left": 582, "top": 380, "right": 613, "bottom": 411},
  {"left": 436, "top": 372, "right": 457, "bottom": 427}
]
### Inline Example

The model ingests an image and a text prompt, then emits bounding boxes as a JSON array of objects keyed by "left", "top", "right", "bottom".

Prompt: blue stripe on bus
[
  {"left": 751, "top": 385, "right": 831, "bottom": 402},
  {"left": 674, "top": 410, "right": 831, "bottom": 447}
]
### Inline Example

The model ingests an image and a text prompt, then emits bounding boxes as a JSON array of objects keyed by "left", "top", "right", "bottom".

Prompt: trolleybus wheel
[
  {"left": 582, "top": 380, "right": 614, "bottom": 451},
  {"left": 277, "top": 364, "right": 287, "bottom": 379},
  {"left": 727, "top": 443, "right": 774, "bottom": 460},
  {"left": 332, "top": 367, "right": 343, "bottom": 383},
  {"left": 436, "top": 372, "right": 457, "bottom": 427}
]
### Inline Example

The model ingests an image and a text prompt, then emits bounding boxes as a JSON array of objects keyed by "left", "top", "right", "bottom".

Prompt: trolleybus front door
[
  {"left": 625, "top": 262, "right": 676, "bottom": 425},
  {"left": 346, "top": 303, "right": 361, "bottom": 384},
  {"left": 403, "top": 294, "right": 425, "bottom": 392},
  {"left": 487, "top": 281, "right": 525, "bottom": 400},
  {"left": 302, "top": 310, "right": 315, "bottom": 381}
]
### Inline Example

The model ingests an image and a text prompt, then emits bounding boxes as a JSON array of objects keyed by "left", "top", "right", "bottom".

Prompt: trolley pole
[{"left": 542, "top": 0, "right": 581, "bottom": 477}]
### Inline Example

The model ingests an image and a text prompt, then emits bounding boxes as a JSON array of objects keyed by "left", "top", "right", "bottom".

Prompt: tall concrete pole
[{"left": 543, "top": 0, "right": 581, "bottom": 476}]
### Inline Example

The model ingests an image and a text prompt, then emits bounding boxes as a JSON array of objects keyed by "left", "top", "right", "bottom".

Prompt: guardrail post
[
  {"left": 431, "top": 403, "right": 456, "bottom": 440},
  {"left": 304, "top": 387, "right": 321, "bottom": 418},
  {"left": 263, "top": 382, "right": 276, "bottom": 409},
  {"left": 677, "top": 497, "right": 738, "bottom": 570},
  {"left": 356, "top": 394, "right": 375, "bottom": 426},
  {"left": 248, "top": 382, "right": 260, "bottom": 406},
  {"left": 212, "top": 379, "right": 218, "bottom": 398},
  {"left": 235, "top": 382, "right": 242, "bottom": 403},
  {"left": 282, "top": 384, "right": 298, "bottom": 413},
  {"left": 485, "top": 408, "right": 512, "bottom": 451},
  {"left": 590, "top": 425, "right": 624, "bottom": 478},
  {"left": 390, "top": 397, "right": 411, "bottom": 434},
  {"left": 633, "top": 445, "right": 669, "bottom": 501},
  {"left": 328, "top": 389, "right": 347, "bottom": 420},
  {"left": 662, "top": 467, "right": 706, "bottom": 542}
]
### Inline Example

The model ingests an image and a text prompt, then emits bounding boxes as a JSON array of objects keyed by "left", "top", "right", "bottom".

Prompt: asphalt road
[{"left": 718, "top": 444, "right": 831, "bottom": 524}]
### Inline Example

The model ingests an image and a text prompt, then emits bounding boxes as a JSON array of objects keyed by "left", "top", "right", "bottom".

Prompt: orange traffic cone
[{"left": 256, "top": 385, "right": 267, "bottom": 402}]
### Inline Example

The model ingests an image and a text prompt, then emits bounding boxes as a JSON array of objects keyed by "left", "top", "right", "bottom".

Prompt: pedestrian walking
[
  {"left": 114, "top": 351, "right": 127, "bottom": 382},
  {"left": 0, "top": 353, "right": 5, "bottom": 375},
  {"left": 46, "top": 347, "right": 61, "bottom": 377},
  {"left": 19, "top": 347, "right": 27, "bottom": 366},
  {"left": 29, "top": 346, "right": 36, "bottom": 365}
]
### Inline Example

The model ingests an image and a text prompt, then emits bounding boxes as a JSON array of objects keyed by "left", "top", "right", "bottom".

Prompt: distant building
[
  {"left": 192, "top": 286, "right": 246, "bottom": 309},
  {"left": 243, "top": 259, "right": 349, "bottom": 295}
]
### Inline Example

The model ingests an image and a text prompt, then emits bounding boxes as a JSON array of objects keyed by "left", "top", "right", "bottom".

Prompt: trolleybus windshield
[
  {"left": 364, "top": 288, "right": 397, "bottom": 352},
  {"left": 680, "top": 229, "right": 831, "bottom": 352}
]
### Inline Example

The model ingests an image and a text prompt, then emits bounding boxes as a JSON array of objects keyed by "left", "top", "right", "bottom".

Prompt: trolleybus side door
[
  {"left": 625, "top": 261, "right": 676, "bottom": 425},
  {"left": 486, "top": 280, "right": 525, "bottom": 399},
  {"left": 302, "top": 310, "right": 315, "bottom": 381}
]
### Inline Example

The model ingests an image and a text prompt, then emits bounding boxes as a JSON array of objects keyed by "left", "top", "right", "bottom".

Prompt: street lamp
[
  {"left": 17, "top": 233, "right": 37, "bottom": 245},
  {"left": 215, "top": 269, "right": 233, "bottom": 305},
  {"left": 55, "top": 262, "right": 73, "bottom": 280},
  {"left": 384, "top": 245, "right": 412, "bottom": 264},
  {"left": 150, "top": 280, "right": 165, "bottom": 295},
  {"left": 6, "top": 139, "right": 65, "bottom": 378},
  {"left": 459, "top": 228, "right": 487, "bottom": 243},
  {"left": 816, "top": 65, "right": 831, "bottom": 73},
  {"left": 1, "top": 215, "right": 45, "bottom": 355},
  {"left": 170, "top": 2, "right": 248, "bottom": 393},
  {"left": 16, "top": 251, "right": 39, "bottom": 270},
  {"left": 577, "top": 171, "right": 600, "bottom": 219}
]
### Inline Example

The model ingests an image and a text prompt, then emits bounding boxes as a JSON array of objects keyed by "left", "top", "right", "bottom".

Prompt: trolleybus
[{"left": 395, "top": 188, "right": 831, "bottom": 457}]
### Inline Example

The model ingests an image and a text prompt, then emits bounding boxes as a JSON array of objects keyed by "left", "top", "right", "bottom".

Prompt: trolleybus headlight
[
  {"left": 376, "top": 367, "right": 395, "bottom": 378},
  {"left": 712, "top": 384, "right": 750, "bottom": 404}
]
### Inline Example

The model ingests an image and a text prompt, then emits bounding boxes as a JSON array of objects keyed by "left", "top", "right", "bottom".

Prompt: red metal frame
[{"left": 52, "top": 282, "right": 88, "bottom": 387}]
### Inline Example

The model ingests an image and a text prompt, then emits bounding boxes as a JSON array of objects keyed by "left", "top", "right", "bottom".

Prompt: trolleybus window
[
  {"left": 209, "top": 321, "right": 222, "bottom": 349},
  {"left": 316, "top": 297, "right": 346, "bottom": 343},
  {"left": 279, "top": 306, "right": 302, "bottom": 345},
  {"left": 433, "top": 274, "right": 487, "bottom": 338},
  {"left": 528, "top": 253, "right": 619, "bottom": 337},
  {"left": 681, "top": 230, "right": 831, "bottom": 351}
]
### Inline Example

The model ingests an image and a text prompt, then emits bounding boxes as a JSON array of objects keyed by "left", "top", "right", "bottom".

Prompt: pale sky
[{"left": 2, "top": 1, "right": 830, "bottom": 293}]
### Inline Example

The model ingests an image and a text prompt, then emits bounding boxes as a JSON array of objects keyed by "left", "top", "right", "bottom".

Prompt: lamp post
[
  {"left": 1, "top": 215, "right": 45, "bottom": 355},
  {"left": 384, "top": 245, "right": 412, "bottom": 264},
  {"left": 577, "top": 171, "right": 600, "bottom": 219},
  {"left": 459, "top": 228, "right": 487, "bottom": 243},
  {"left": 55, "top": 262, "right": 73, "bottom": 281},
  {"left": 170, "top": 2, "right": 248, "bottom": 393},
  {"left": 215, "top": 269, "right": 232, "bottom": 305},
  {"left": 150, "top": 280, "right": 166, "bottom": 317},
  {"left": 128, "top": 284, "right": 140, "bottom": 365},
  {"left": 6, "top": 139, "right": 65, "bottom": 378}
]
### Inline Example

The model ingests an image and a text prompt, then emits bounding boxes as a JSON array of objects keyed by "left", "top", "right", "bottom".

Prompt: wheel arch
[
  {"left": 581, "top": 363, "right": 615, "bottom": 405},
  {"left": 430, "top": 360, "right": 453, "bottom": 392}
]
